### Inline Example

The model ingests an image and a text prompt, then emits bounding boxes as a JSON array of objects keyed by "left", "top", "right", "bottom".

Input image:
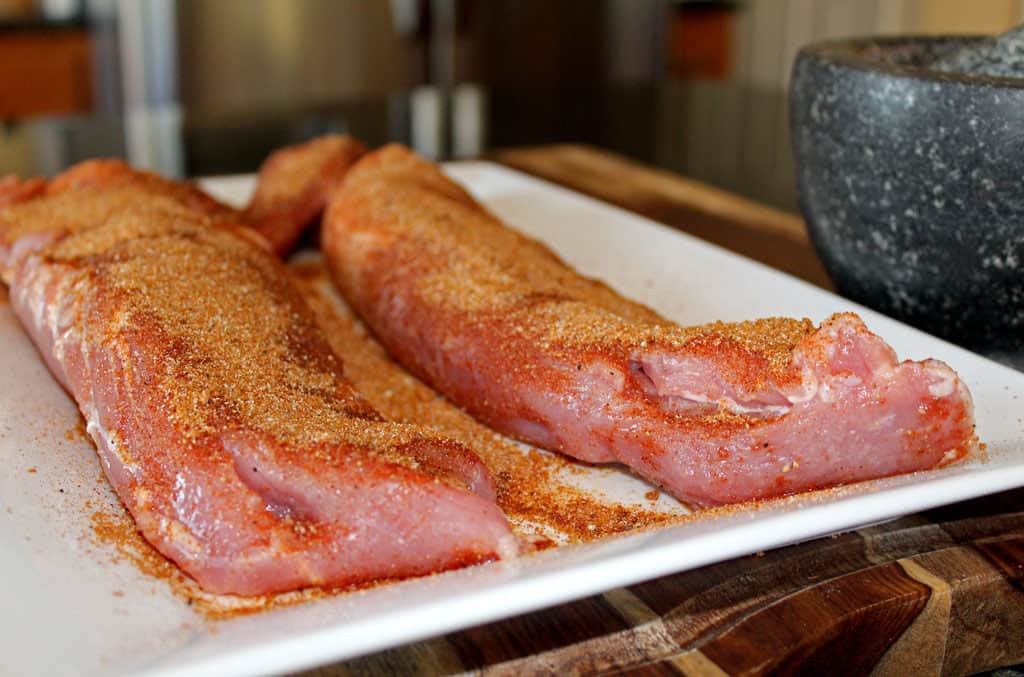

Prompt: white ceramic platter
[{"left": 2, "top": 163, "right": 1023, "bottom": 677}]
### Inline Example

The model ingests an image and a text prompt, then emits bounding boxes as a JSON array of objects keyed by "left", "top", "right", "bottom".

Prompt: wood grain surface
[{"left": 304, "top": 145, "right": 1024, "bottom": 676}]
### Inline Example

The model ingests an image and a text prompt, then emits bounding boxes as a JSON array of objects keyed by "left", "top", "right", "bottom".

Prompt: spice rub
[
  {"left": 2, "top": 153, "right": 516, "bottom": 597},
  {"left": 322, "top": 144, "right": 976, "bottom": 506}
]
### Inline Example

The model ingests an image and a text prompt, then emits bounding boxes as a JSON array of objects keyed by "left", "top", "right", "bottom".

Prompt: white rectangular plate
[{"left": 2, "top": 163, "right": 1023, "bottom": 677}]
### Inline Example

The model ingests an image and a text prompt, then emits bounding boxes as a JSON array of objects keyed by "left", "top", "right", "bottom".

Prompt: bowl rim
[{"left": 796, "top": 34, "right": 1024, "bottom": 89}]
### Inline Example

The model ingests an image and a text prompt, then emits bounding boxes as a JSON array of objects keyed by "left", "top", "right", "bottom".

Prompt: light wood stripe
[
  {"left": 668, "top": 649, "right": 731, "bottom": 677},
  {"left": 870, "top": 558, "right": 952, "bottom": 677},
  {"left": 602, "top": 587, "right": 663, "bottom": 627}
]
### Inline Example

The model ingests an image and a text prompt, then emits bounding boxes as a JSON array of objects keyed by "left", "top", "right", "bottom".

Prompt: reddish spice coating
[
  {"left": 0, "top": 164, "right": 250, "bottom": 280},
  {"left": 0, "top": 133, "right": 365, "bottom": 269},
  {"left": 46, "top": 158, "right": 238, "bottom": 219},
  {"left": 243, "top": 135, "right": 367, "bottom": 255},
  {"left": 322, "top": 144, "right": 976, "bottom": 506},
  {"left": 0, "top": 148, "right": 517, "bottom": 596},
  {"left": 0, "top": 175, "right": 46, "bottom": 209}
]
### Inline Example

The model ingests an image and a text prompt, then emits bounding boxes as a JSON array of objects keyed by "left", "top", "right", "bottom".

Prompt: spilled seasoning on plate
[
  {"left": 89, "top": 504, "right": 401, "bottom": 619},
  {"left": 64, "top": 418, "right": 87, "bottom": 442},
  {"left": 91, "top": 510, "right": 183, "bottom": 585}
]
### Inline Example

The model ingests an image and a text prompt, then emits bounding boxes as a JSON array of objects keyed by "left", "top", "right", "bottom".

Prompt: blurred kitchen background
[{"left": 1, "top": 0, "right": 1022, "bottom": 212}]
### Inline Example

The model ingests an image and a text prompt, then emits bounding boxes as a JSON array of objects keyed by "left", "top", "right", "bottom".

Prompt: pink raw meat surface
[
  {"left": 0, "top": 154, "right": 516, "bottom": 596},
  {"left": 322, "top": 144, "right": 976, "bottom": 506}
]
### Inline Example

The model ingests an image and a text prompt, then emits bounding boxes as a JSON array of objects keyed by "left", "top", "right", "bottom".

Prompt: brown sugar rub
[
  {"left": 0, "top": 134, "right": 364, "bottom": 274},
  {"left": 0, "top": 149, "right": 516, "bottom": 596},
  {"left": 243, "top": 135, "right": 368, "bottom": 255},
  {"left": 322, "top": 144, "right": 976, "bottom": 506}
]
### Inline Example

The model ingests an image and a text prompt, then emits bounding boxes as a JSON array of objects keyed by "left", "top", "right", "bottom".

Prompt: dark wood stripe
[
  {"left": 630, "top": 531, "right": 872, "bottom": 619},
  {"left": 698, "top": 561, "right": 931, "bottom": 676},
  {"left": 329, "top": 635, "right": 466, "bottom": 677},
  {"left": 871, "top": 558, "right": 952, "bottom": 676},
  {"left": 471, "top": 589, "right": 678, "bottom": 675},
  {"left": 643, "top": 531, "right": 915, "bottom": 649},
  {"left": 973, "top": 534, "right": 1024, "bottom": 593},
  {"left": 445, "top": 594, "right": 632, "bottom": 668},
  {"left": 604, "top": 660, "right": 685, "bottom": 677}
]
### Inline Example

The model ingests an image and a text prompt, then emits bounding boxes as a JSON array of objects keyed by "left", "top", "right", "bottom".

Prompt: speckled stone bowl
[{"left": 791, "top": 36, "right": 1024, "bottom": 354}]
